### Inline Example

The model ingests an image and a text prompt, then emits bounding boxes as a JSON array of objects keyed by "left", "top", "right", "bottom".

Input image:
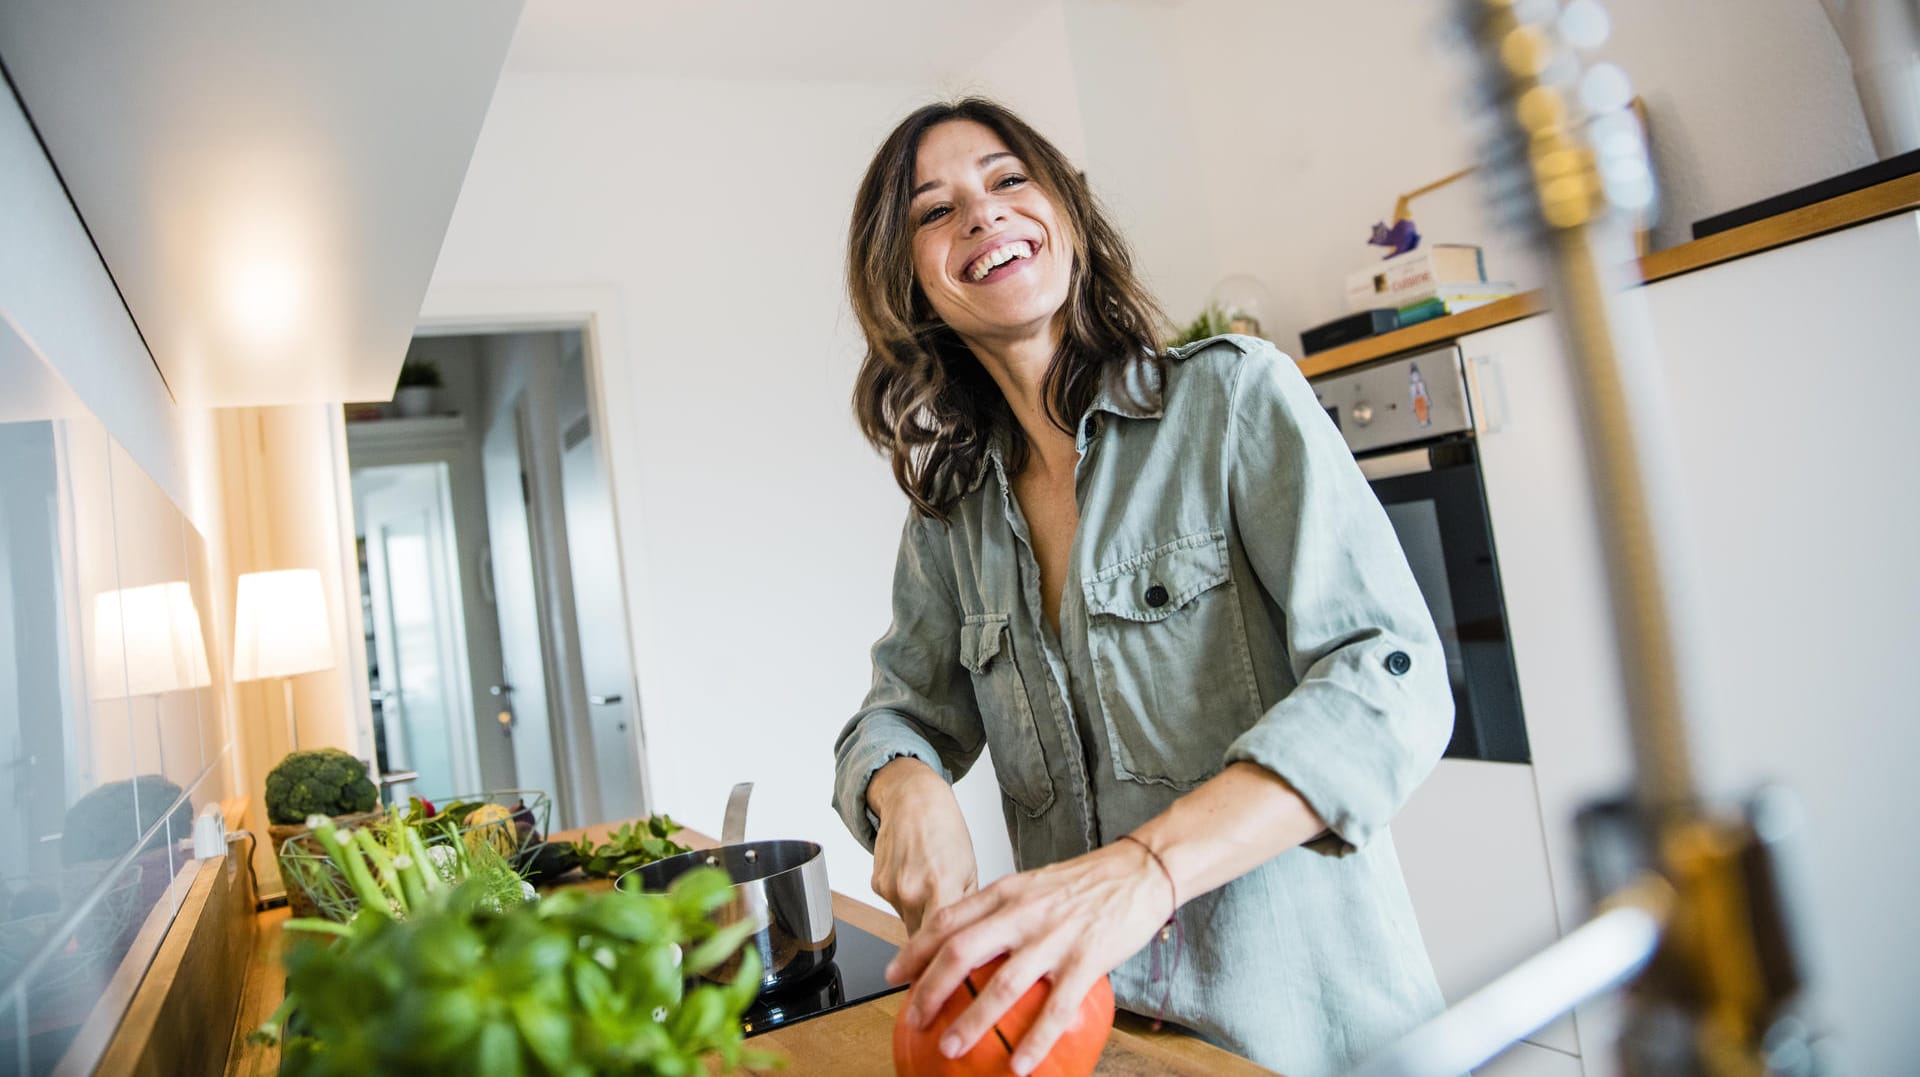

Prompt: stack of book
[
  {"left": 1300, "top": 244, "right": 1522, "bottom": 356},
  {"left": 1344, "top": 243, "right": 1518, "bottom": 324}
]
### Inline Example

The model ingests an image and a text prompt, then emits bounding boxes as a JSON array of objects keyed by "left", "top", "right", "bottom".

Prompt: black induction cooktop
[{"left": 741, "top": 917, "right": 906, "bottom": 1036}]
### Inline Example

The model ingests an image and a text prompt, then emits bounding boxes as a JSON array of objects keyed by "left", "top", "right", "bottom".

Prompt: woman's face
[{"left": 907, "top": 120, "right": 1072, "bottom": 350}]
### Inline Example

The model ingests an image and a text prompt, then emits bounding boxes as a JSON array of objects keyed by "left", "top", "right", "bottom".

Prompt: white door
[
  {"left": 480, "top": 395, "right": 563, "bottom": 817},
  {"left": 359, "top": 465, "right": 480, "bottom": 801},
  {"left": 559, "top": 412, "right": 646, "bottom": 820}
]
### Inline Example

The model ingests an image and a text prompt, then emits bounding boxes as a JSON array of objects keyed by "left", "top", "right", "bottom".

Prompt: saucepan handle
[{"left": 722, "top": 781, "right": 753, "bottom": 846}]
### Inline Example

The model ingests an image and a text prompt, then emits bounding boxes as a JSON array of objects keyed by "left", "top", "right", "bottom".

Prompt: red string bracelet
[{"left": 1116, "top": 833, "right": 1183, "bottom": 1029}]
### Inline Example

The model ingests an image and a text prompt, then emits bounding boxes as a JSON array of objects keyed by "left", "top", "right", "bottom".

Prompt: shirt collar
[
  {"left": 973, "top": 355, "right": 1165, "bottom": 487},
  {"left": 1086, "top": 354, "right": 1166, "bottom": 423}
]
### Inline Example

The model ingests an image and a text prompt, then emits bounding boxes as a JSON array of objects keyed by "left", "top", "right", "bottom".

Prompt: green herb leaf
[
  {"left": 683, "top": 916, "right": 762, "bottom": 976},
  {"left": 475, "top": 1018, "right": 527, "bottom": 1077},
  {"left": 570, "top": 815, "right": 692, "bottom": 879},
  {"left": 510, "top": 994, "right": 573, "bottom": 1073},
  {"left": 666, "top": 866, "right": 731, "bottom": 918}
]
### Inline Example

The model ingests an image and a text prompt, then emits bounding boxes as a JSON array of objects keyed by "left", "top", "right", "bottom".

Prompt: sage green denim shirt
[{"left": 832, "top": 336, "right": 1452, "bottom": 1076}]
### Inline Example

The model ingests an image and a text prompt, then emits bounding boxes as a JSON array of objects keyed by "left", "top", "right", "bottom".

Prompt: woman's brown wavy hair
[{"left": 848, "top": 98, "right": 1166, "bottom": 520}]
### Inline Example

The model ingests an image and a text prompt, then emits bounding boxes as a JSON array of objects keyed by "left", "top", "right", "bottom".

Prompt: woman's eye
[
  {"left": 995, "top": 174, "right": 1027, "bottom": 190},
  {"left": 919, "top": 204, "right": 951, "bottom": 226}
]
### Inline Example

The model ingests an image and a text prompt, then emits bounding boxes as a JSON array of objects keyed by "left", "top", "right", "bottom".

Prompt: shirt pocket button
[
  {"left": 1385, "top": 650, "right": 1413, "bottom": 675},
  {"left": 1144, "top": 584, "right": 1169, "bottom": 608}
]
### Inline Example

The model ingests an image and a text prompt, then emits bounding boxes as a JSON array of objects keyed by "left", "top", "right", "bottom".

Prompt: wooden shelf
[
  {"left": 1299, "top": 171, "right": 1920, "bottom": 376},
  {"left": 344, "top": 413, "right": 467, "bottom": 453}
]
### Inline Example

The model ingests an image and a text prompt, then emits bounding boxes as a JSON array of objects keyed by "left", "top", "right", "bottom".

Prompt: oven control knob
[{"left": 1351, "top": 402, "right": 1374, "bottom": 427}]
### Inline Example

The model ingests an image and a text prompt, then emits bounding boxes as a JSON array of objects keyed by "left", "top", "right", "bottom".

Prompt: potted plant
[
  {"left": 254, "top": 862, "right": 776, "bottom": 1075},
  {"left": 391, "top": 360, "right": 444, "bottom": 418},
  {"left": 1165, "top": 303, "right": 1234, "bottom": 349},
  {"left": 266, "top": 748, "right": 380, "bottom": 918}
]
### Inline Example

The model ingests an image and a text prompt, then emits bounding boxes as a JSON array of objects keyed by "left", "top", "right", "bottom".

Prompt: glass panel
[
  {"left": 0, "top": 421, "right": 71, "bottom": 883},
  {"left": 0, "top": 307, "right": 237, "bottom": 1074},
  {"left": 8, "top": 992, "right": 23, "bottom": 1077},
  {"left": 9, "top": 854, "right": 167, "bottom": 1075},
  {"left": 0, "top": 414, "right": 169, "bottom": 1074},
  {"left": 182, "top": 527, "right": 227, "bottom": 802},
  {"left": 104, "top": 441, "right": 198, "bottom": 917}
]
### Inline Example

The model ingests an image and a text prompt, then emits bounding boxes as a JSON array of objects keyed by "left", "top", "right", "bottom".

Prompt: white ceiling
[
  {"left": 0, "top": 2, "right": 524, "bottom": 406},
  {"left": 502, "top": 0, "right": 1044, "bottom": 82}
]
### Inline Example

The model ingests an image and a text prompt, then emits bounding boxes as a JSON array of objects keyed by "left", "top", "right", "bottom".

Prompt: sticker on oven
[{"left": 1409, "top": 364, "right": 1431, "bottom": 427}]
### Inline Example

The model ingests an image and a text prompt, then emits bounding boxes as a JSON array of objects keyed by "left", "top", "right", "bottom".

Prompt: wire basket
[
  {"left": 278, "top": 790, "right": 552, "bottom": 922},
  {"left": 0, "top": 860, "right": 146, "bottom": 995}
]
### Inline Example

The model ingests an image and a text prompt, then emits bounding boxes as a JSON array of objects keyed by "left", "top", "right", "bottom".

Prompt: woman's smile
[
  {"left": 961, "top": 238, "right": 1038, "bottom": 284},
  {"left": 908, "top": 119, "right": 1072, "bottom": 346}
]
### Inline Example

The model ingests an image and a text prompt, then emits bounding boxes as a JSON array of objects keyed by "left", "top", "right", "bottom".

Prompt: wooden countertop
[
  {"left": 227, "top": 819, "right": 1274, "bottom": 1076},
  {"left": 1297, "top": 170, "right": 1920, "bottom": 377}
]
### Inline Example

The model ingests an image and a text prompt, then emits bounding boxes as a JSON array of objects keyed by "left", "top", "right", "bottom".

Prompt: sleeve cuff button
[{"left": 1385, "top": 650, "right": 1412, "bottom": 676}]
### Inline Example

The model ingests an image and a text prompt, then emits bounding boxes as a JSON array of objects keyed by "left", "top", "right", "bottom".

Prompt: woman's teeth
[{"left": 966, "top": 241, "right": 1034, "bottom": 282}]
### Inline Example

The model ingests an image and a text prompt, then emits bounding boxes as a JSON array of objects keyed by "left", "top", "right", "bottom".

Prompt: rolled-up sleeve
[
  {"left": 1221, "top": 343, "right": 1454, "bottom": 854},
  {"left": 832, "top": 512, "right": 987, "bottom": 850}
]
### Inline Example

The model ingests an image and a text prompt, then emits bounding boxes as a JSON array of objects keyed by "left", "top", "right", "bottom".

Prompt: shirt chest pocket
[
  {"left": 958, "top": 613, "right": 1055, "bottom": 816},
  {"left": 1082, "top": 530, "right": 1261, "bottom": 788}
]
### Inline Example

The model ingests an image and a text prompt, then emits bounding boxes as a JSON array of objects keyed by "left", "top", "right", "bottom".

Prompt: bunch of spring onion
[{"left": 297, "top": 810, "right": 532, "bottom": 926}]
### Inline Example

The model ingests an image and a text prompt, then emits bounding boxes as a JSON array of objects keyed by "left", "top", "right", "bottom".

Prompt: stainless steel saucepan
[{"left": 616, "top": 782, "right": 836, "bottom": 990}]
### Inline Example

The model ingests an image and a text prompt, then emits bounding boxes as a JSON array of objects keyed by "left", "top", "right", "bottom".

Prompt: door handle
[
  {"left": 491, "top": 683, "right": 515, "bottom": 736},
  {"left": 588, "top": 694, "right": 624, "bottom": 706}
]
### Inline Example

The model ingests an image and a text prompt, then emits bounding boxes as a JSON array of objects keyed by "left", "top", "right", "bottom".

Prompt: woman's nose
[{"left": 962, "top": 199, "right": 1005, "bottom": 235}]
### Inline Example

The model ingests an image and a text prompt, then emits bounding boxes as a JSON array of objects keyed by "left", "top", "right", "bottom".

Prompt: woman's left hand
[{"left": 883, "top": 839, "right": 1172, "bottom": 1075}]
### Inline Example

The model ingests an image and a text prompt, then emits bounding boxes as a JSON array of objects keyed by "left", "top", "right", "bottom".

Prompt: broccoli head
[
  {"left": 62, "top": 774, "right": 193, "bottom": 865},
  {"left": 264, "top": 748, "right": 378, "bottom": 825}
]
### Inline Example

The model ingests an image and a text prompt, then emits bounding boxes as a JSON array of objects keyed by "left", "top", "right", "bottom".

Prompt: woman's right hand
[{"left": 867, "top": 758, "right": 978, "bottom": 935}]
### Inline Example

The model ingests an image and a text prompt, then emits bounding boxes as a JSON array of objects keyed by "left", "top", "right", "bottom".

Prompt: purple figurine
[{"left": 1369, "top": 218, "right": 1421, "bottom": 258}]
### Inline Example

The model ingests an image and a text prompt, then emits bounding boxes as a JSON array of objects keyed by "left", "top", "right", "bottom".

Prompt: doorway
[{"left": 343, "top": 327, "right": 648, "bottom": 830}]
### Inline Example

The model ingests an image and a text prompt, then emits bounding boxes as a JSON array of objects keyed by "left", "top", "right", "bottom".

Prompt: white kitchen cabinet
[
  {"left": 1634, "top": 212, "right": 1920, "bottom": 1075},
  {"left": 1395, "top": 759, "right": 1580, "bottom": 1057}
]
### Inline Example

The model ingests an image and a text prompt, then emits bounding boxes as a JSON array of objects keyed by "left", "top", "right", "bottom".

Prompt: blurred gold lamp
[{"left": 232, "top": 569, "right": 336, "bottom": 752}]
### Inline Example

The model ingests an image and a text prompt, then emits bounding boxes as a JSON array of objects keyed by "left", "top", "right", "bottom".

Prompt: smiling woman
[
  {"left": 846, "top": 98, "right": 1165, "bottom": 522},
  {"left": 833, "top": 98, "right": 1458, "bottom": 1077}
]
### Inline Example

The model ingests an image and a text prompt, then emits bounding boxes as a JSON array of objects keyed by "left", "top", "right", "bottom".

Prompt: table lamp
[
  {"left": 232, "top": 568, "right": 336, "bottom": 753},
  {"left": 92, "top": 581, "right": 213, "bottom": 697},
  {"left": 92, "top": 581, "right": 213, "bottom": 775}
]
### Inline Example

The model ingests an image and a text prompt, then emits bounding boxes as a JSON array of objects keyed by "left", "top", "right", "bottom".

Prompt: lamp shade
[
  {"left": 232, "top": 569, "right": 336, "bottom": 682},
  {"left": 90, "top": 581, "right": 213, "bottom": 699}
]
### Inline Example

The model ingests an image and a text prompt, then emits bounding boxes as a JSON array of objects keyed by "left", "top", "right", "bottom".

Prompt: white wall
[{"left": 1066, "top": 0, "right": 1875, "bottom": 351}]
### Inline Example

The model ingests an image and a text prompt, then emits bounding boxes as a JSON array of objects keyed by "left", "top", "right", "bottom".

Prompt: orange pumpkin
[{"left": 893, "top": 956, "right": 1114, "bottom": 1076}]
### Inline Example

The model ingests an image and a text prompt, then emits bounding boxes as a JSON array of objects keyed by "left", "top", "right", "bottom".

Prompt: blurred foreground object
[{"left": 1348, "top": 1, "right": 1831, "bottom": 1073}]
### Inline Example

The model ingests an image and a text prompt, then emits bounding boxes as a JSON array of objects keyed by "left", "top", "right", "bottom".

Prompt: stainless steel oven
[{"left": 1312, "top": 346, "right": 1528, "bottom": 764}]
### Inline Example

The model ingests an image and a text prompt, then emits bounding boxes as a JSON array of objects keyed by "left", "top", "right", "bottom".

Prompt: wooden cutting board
[{"left": 743, "top": 983, "right": 1278, "bottom": 1076}]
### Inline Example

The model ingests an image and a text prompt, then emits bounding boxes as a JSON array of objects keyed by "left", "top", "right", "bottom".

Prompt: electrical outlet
[{"left": 192, "top": 802, "right": 228, "bottom": 860}]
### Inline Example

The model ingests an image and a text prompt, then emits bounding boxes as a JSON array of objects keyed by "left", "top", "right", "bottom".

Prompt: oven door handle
[{"left": 1358, "top": 447, "right": 1435, "bottom": 481}]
